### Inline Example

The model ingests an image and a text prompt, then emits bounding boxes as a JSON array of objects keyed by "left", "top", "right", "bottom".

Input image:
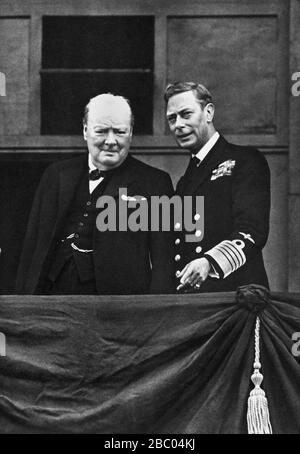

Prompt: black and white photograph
[{"left": 0, "top": 0, "right": 299, "bottom": 437}]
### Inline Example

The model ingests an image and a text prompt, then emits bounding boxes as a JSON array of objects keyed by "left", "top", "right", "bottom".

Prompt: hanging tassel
[{"left": 247, "top": 317, "right": 273, "bottom": 434}]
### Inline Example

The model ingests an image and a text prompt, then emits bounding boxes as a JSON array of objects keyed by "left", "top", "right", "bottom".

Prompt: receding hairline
[{"left": 83, "top": 93, "right": 134, "bottom": 126}]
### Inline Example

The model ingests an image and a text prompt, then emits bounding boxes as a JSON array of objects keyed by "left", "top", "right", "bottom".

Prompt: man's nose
[
  {"left": 175, "top": 116, "right": 184, "bottom": 129},
  {"left": 104, "top": 130, "right": 117, "bottom": 145}
]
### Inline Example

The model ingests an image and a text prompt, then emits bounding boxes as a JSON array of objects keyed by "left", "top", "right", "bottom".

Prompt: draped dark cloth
[{"left": 0, "top": 285, "right": 299, "bottom": 434}]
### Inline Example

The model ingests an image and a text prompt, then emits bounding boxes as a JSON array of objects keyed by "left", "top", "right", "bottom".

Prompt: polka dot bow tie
[{"left": 89, "top": 169, "right": 107, "bottom": 181}]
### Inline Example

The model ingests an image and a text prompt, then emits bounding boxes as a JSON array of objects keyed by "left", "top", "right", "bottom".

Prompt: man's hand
[{"left": 177, "top": 257, "right": 211, "bottom": 291}]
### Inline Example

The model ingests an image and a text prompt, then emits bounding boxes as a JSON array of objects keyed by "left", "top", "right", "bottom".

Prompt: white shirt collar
[
  {"left": 88, "top": 154, "right": 98, "bottom": 172},
  {"left": 193, "top": 131, "right": 220, "bottom": 162}
]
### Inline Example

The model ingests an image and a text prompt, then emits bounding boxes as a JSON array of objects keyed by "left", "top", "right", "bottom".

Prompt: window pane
[
  {"left": 41, "top": 72, "right": 153, "bottom": 135},
  {"left": 42, "top": 16, "right": 154, "bottom": 69}
]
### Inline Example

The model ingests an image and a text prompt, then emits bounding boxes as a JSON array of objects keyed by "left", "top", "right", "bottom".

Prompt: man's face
[
  {"left": 166, "top": 91, "right": 213, "bottom": 153},
  {"left": 83, "top": 98, "right": 132, "bottom": 170}
]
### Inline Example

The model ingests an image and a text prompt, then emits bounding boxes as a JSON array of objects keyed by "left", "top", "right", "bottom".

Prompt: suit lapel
[
  {"left": 55, "top": 154, "right": 138, "bottom": 226},
  {"left": 102, "top": 155, "right": 138, "bottom": 198},
  {"left": 181, "top": 135, "right": 228, "bottom": 194},
  {"left": 57, "top": 154, "right": 88, "bottom": 219}
]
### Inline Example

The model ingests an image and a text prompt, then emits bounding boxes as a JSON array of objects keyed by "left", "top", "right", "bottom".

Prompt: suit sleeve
[
  {"left": 15, "top": 165, "right": 59, "bottom": 293},
  {"left": 203, "top": 149, "right": 270, "bottom": 279},
  {"left": 149, "top": 172, "right": 176, "bottom": 294}
]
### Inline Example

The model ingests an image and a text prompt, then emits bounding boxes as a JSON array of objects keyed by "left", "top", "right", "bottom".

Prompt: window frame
[{"left": 0, "top": 0, "right": 289, "bottom": 150}]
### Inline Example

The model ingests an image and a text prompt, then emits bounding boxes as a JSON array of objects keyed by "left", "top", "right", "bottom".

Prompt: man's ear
[
  {"left": 83, "top": 124, "right": 87, "bottom": 141},
  {"left": 205, "top": 103, "right": 215, "bottom": 123}
]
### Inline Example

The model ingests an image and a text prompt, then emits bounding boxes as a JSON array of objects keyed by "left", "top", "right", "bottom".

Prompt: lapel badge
[{"left": 211, "top": 159, "right": 236, "bottom": 181}]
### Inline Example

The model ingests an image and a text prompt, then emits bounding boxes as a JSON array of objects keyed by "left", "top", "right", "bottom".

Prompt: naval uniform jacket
[
  {"left": 175, "top": 135, "right": 270, "bottom": 292},
  {"left": 16, "top": 154, "right": 175, "bottom": 295}
]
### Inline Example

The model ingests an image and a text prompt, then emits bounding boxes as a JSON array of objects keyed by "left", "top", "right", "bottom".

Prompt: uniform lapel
[{"left": 182, "top": 135, "right": 228, "bottom": 194}]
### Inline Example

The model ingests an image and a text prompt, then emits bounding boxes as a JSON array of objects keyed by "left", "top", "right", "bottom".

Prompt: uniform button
[
  {"left": 195, "top": 230, "right": 202, "bottom": 237},
  {"left": 195, "top": 246, "right": 202, "bottom": 253},
  {"left": 75, "top": 234, "right": 79, "bottom": 239},
  {"left": 175, "top": 222, "right": 181, "bottom": 230},
  {"left": 86, "top": 201, "right": 91, "bottom": 206},
  {"left": 175, "top": 270, "right": 181, "bottom": 278},
  {"left": 83, "top": 213, "right": 88, "bottom": 217},
  {"left": 175, "top": 254, "right": 181, "bottom": 261},
  {"left": 194, "top": 213, "right": 201, "bottom": 221},
  {"left": 175, "top": 238, "right": 180, "bottom": 245},
  {"left": 79, "top": 222, "right": 84, "bottom": 227}
]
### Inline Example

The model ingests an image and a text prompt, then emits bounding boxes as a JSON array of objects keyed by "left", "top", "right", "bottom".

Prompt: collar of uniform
[{"left": 193, "top": 131, "right": 220, "bottom": 162}]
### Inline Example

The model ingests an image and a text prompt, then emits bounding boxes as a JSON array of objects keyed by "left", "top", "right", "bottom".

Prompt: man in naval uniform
[
  {"left": 16, "top": 93, "right": 175, "bottom": 295},
  {"left": 165, "top": 81, "right": 270, "bottom": 293}
]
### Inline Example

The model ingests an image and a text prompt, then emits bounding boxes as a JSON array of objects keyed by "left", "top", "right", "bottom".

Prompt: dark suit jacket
[
  {"left": 16, "top": 154, "right": 175, "bottom": 295},
  {"left": 175, "top": 135, "right": 270, "bottom": 292}
]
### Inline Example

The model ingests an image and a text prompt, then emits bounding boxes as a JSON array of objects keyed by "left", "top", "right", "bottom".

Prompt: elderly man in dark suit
[
  {"left": 16, "top": 93, "right": 174, "bottom": 295},
  {"left": 165, "top": 81, "right": 270, "bottom": 293}
]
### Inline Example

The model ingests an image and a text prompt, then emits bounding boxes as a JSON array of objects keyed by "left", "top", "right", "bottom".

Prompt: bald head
[{"left": 83, "top": 93, "right": 134, "bottom": 129}]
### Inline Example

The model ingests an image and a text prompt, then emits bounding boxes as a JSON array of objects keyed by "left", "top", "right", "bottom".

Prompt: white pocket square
[{"left": 211, "top": 159, "right": 236, "bottom": 181}]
